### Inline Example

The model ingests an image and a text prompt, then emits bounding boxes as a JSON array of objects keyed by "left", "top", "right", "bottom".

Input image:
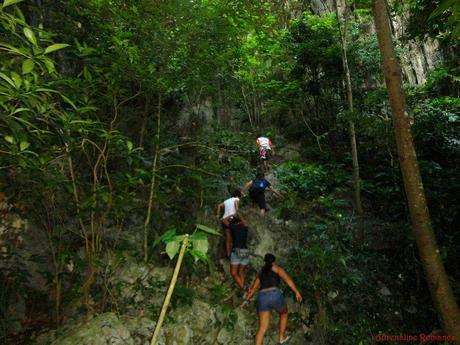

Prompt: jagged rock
[
  {"left": 48, "top": 313, "right": 133, "bottom": 345},
  {"left": 165, "top": 325, "right": 192, "bottom": 345},
  {"left": 123, "top": 316, "right": 155, "bottom": 345}
]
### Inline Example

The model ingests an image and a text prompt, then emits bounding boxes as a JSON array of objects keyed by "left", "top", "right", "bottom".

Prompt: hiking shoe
[{"left": 280, "top": 335, "right": 291, "bottom": 344}]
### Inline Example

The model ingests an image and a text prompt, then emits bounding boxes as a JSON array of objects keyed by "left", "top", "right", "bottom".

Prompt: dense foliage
[{"left": 0, "top": 0, "right": 458, "bottom": 344}]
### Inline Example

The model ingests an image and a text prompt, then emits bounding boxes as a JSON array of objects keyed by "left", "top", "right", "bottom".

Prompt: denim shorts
[
  {"left": 230, "top": 249, "right": 250, "bottom": 266},
  {"left": 257, "top": 288, "right": 286, "bottom": 313}
]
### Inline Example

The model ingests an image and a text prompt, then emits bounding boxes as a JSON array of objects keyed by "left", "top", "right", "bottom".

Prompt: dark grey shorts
[{"left": 257, "top": 288, "right": 286, "bottom": 313}]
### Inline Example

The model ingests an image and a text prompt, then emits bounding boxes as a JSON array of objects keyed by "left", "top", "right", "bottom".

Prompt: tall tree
[
  {"left": 333, "top": 0, "right": 364, "bottom": 234},
  {"left": 372, "top": 0, "right": 460, "bottom": 341}
]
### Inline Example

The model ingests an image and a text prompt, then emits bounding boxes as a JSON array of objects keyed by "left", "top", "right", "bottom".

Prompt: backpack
[{"left": 251, "top": 179, "right": 268, "bottom": 191}]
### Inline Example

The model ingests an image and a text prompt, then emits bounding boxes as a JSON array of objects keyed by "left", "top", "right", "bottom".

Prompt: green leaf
[
  {"left": 192, "top": 239, "right": 208, "bottom": 256},
  {"left": 190, "top": 231, "right": 207, "bottom": 241},
  {"left": 165, "top": 241, "right": 180, "bottom": 260},
  {"left": 4, "top": 136, "right": 15, "bottom": 144},
  {"left": 44, "top": 43, "right": 70, "bottom": 54},
  {"left": 19, "top": 141, "right": 30, "bottom": 151},
  {"left": 188, "top": 249, "right": 207, "bottom": 263},
  {"left": 23, "top": 27, "right": 37, "bottom": 46},
  {"left": 10, "top": 107, "right": 31, "bottom": 115},
  {"left": 11, "top": 72, "right": 22, "bottom": 88},
  {"left": 153, "top": 228, "right": 176, "bottom": 248},
  {"left": 0, "top": 72, "right": 16, "bottom": 88},
  {"left": 127, "top": 140, "right": 133, "bottom": 151},
  {"left": 2, "top": 0, "right": 24, "bottom": 8},
  {"left": 22, "top": 59, "right": 35, "bottom": 74},
  {"left": 196, "top": 224, "right": 221, "bottom": 236}
]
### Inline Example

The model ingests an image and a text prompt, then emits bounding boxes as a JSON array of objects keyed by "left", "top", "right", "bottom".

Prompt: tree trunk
[
  {"left": 372, "top": 0, "right": 460, "bottom": 340},
  {"left": 334, "top": 0, "right": 364, "bottom": 230}
]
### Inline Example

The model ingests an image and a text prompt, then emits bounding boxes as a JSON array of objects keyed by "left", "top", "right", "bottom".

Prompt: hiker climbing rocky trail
[
  {"left": 30, "top": 141, "right": 314, "bottom": 345},
  {"left": 3, "top": 0, "right": 459, "bottom": 343}
]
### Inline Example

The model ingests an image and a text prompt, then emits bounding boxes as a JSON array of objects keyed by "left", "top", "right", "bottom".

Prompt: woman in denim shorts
[
  {"left": 241, "top": 254, "right": 302, "bottom": 345},
  {"left": 229, "top": 216, "right": 250, "bottom": 289}
]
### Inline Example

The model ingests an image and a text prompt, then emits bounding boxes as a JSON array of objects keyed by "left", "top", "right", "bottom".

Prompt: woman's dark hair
[
  {"left": 262, "top": 253, "right": 276, "bottom": 275},
  {"left": 231, "top": 190, "right": 242, "bottom": 198}
]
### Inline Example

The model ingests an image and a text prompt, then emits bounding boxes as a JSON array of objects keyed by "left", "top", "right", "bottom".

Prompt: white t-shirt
[
  {"left": 222, "top": 197, "right": 239, "bottom": 219},
  {"left": 257, "top": 137, "right": 271, "bottom": 149}
]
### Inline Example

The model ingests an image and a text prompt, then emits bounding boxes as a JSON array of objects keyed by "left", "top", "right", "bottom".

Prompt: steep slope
[{"left": 34, "top": 145, "right": 311, "bottom": 345}]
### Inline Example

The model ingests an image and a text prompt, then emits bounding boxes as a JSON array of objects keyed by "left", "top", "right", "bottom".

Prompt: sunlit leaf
[
  {"left": 192, "top": 239, "right": 208, "bottom": 255},
  {"left": 11, "top": 72, "right": 22, "bottom": 88},
  {"left": 22, "top": 59, "right": 35, "bottom": 74},
  {"left": 23, "top": 27, "right": 37, "bottom": 46},
  {"left": 19, "top": 141, "right": 30, "bottom": 151},
  {"left": 4, "top": 136, "right": 15, "bottom": 144},
  {"left": 2, "top": 0, "right": 24, "bottom": 8},
  {"left": 44, "top": 43, "right": 70, "bottom": 54},
  {"left": 166, "top": 241, "right": 180, "bottom": 259}
]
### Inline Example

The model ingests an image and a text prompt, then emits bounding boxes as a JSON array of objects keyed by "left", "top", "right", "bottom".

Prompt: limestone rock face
[{"left": 50, "top": 313, "right": 133, "bottom": 345}]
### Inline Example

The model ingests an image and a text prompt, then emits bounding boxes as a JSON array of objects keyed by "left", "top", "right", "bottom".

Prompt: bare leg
[
  {"left": 260, "top": 208, "right": 266, "bottom": 216},
  {"left": 224, "top": 228, "right": 232, "bottom": 258},
  {"left": 255, "top": 311, "right": 271, "bottom": 345},
  {"left": 279, "top": 308, "right": 288, "bottom": 342},
  {"left": 238, "top": 264, "right": 247, "bottom": 287},
  {"left": 230, "top": 264, "right": 244, "bottom": 289},
  {"left": 263, "top": 160, "right": 269, "bottom": 173}
]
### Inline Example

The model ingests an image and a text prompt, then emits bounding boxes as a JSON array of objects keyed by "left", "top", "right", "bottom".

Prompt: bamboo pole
[{"left": 150, "top": 234, "right": 189, "bottom": 345}]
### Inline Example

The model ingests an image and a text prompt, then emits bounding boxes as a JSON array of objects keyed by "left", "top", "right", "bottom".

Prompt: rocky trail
[{"left": 31, "top": 144, "right": 313, "bottom": 345}]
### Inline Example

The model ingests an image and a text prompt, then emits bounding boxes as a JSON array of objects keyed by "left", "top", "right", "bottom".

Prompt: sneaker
[{"left": 280, "top": 335, "right": 291, "bottom": 344}]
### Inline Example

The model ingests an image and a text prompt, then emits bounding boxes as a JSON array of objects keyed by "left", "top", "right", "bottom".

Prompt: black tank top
[
  {"left": 259, "top": 268, "right": 280, "bottom": 289},
  {"left": 230, "top": 222, "right": 248, "bottom": 249}
]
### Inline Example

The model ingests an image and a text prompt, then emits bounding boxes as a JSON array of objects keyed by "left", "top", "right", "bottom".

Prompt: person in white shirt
[
  {"left": 256, "top": 136, "right": 275, "bottom": 173},
  {"left": 216, "top": 190, "right": 242, "bottom": 258}
]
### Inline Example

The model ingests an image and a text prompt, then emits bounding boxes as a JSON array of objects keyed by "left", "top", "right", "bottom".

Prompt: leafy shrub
[{"left": 276, "top": 162, "right": 328, "bottom": 198}]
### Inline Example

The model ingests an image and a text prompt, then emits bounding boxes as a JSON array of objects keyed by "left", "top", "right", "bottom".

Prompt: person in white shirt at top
[
  {"left": 256, "top": 135, "right": 275, "bottom": 173},
  {"left": 216, "top": 190, "right": 242, "bottom": 259}
]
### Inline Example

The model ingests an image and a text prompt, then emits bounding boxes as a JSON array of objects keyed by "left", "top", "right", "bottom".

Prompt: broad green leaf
[
  {"left": 153, "top": 228, "right": 176, "bottom": 248},
  {"left": 196, "top": 224, "right": 221, "bottom": 236},
  {"left": 190, "top": 231, "right": 207, "bottom": 241},
  {"left": 19, "top": 141, "right": 30, "bottom": 151},
  {"left": 192, "top": 239, "right": 208, "bottom": 256},
  {"left": 44, "top": 43, "right": 70, "bottom": 54},
  {"left": 2, "top": 0, "right": 24, "bottom": 8},
  {"left": 188, "top": 249, "right": 207, "bottom": 263},
  {"left": 127, "top": 140, "right": 133, "bottom": 151},
  {"left": 23, "top": 27, "right": 37, "bottom": 46},
  {"left": 165, "top": 241, "right": 180, "bottom": 260},
  {"left": 22, "top": 59, "right": 35, "bottom": 74}
]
